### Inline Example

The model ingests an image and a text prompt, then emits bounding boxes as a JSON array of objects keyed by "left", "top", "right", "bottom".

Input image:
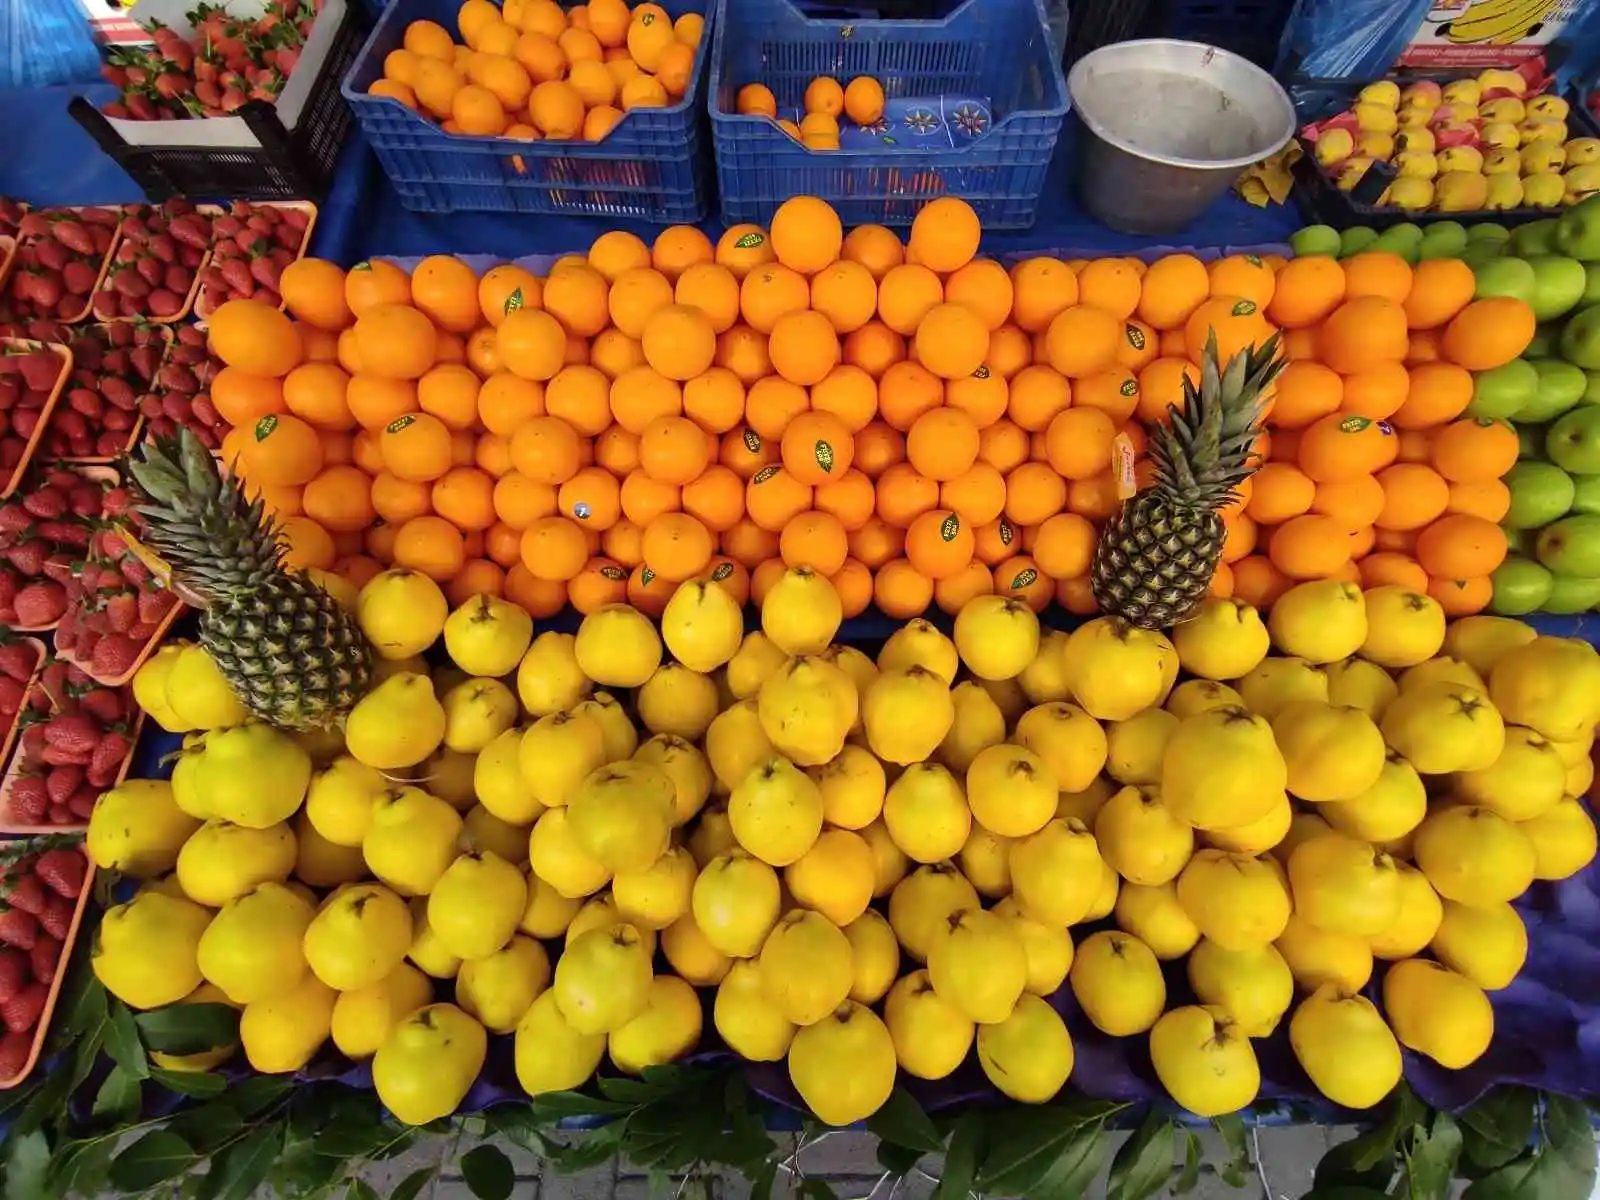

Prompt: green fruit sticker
[
  {"left": 640, "top": 567, "right": 655, "bottom": 585},
  {"left": 1125, "top": 324, "right": 1146, "bottom": 351},
  {"left": 814, "top": 441, "right": 835, "bottom": 474},
  {"left": 351, "top": 262, "right": 373, "bottom": 273},
  {"left": 1011, "top": 567, "right": 1039, "bottom": 589},
  {"left": 998, "top": 517, "right": 1015, "bottom": 547},
  {"left": 1245, "top": 254, "right": 1263, "bottom": 266},
  {"left": 1338, "top": 416, "right": 1371, "bottom": 434},
  {"left": 734, "top": 231, "right": 766, "bottom": 250},
  {"left": 504, "top": 288, "right": 525, "bottom": 314},
  {"left": 639, "top": 10, "right": 657, "bottom": 23},
  {"left": 1119, "top": 378, "right": 1139, "bottom": 397},
  {"left": 751, "top": 465, "right": 780, "bottom": 485},
  {"left": 254, "top": 414, "right": 278, "bottom": 441},
  {"left": 1231, "top": 299, "right": 1258, "bottom": 317},
  {"left": 599, "top": 564, "right": 627, "bottom": 581},
  {"left": 743, "top": 429, "right": 762, "bottom": 453},
  {"left": 940, "top": 513, "right": 960, "bottom": 542},
  {"left": 972, "top": 365, "right": 991, "bottom": 379},
  {"left": 386, "top": 415, "right": 416, "bottom": 434},
  {"left": 711, "top": 562, "right": 734, "bottom": 581}
]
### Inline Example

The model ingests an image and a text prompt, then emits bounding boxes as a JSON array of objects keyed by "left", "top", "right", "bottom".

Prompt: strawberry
[
  {"left": 136, "top": 586, "right": 173, "bottom": 622},
  {"left": 36, "top": 894, "right": 71, "bottom": 941},
  {"left": 0, "top": 947, "right": 24, "bottom": 1002},
  {"left": 122, "top": 557, "right": 153, "bottom": 587},
  {"left": 0, "top": 981, "right": 47, "bottom": 1033},
  {"left": 0, "top": 677, "right": 24, "bottom": 714},
  {"left": 103, "top": 590, "right": 138, "bottom": 634},
  {"left": 40, "top": 744, "right": 91, "bottom": 768},
  {"left": 6, "top": 540, "right": 46, "bottom": 577},
  {"left": 0, "top": 1030, "right": 32, "bottom": 1079},
  {"left": 2, "top": 874, "right": 44, "bottom": 916},
  {"left": 12, "top": 581, "right": 65, "bottom": 627},
  {"left": 77, "top": 687, "right": 123, "bottom": 725},
  {"left": 0, "top": 641, "right": 36, "bottom": 682},
  {"left": 28, "top": 935, "right": 60, "bottom": 986},
  {"left": 33, "top": 849, "right": 85, "bottom": 898},
  {"left": 20, "top": 488, "right": 65, "bottom": 520},
  {"left": 67, "top": 789, "right": 96, "bottom": 820},
  {"left": 89, "top": 634, "right": 141, "bottom": 679},
  {"left": 0, "top": 908, "right": 36, "bottom": 949},
  {"left": 0, "top": 506, "right": 32, "bottom": 538},
  {"left": 87, "top": 732, "right": 129, "bottom": 787},
  {"left": 42, "top": 714, "right": 99, "bottom": 754},
  {"left": 44, "top": 765, "right": 82, "bottom": 806}
]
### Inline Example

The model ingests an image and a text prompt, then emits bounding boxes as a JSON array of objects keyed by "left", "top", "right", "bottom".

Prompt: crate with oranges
[
  {"left": 341, "top": 0, "right": 712, "bottom": 220},
  {"left": 200, "top": 193, "right": 1531, "bottom": 624}
]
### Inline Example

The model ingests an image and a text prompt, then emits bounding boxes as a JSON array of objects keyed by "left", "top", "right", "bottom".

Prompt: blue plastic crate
[
  {"left": 342, "top": 0, "right": 713, "bottom": 220},
  {"left": 708, "top": 0, "right": 1069, "bottom": 228}
]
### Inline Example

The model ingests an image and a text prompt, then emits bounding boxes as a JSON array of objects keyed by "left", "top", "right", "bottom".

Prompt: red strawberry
[
  {"left": 136, "top": 586, "right": 172, "bottom": 622},
  {"left": 0, "top": 677, "right": 24, "bottom": 715},
  {"left": 12, "top": 581, "right": 65, "bottom": 627},
  {"left": 77, "top": 688, "right": 123, "bottom": 725},
  {"left": 0, "top": 506, "right": 32, "bottom": 538},
  {"left": 0, "top": 947, "right": 24, "bottom": 1002},
  {"left": 88, "top": 732, "right": 130, "bottom": 787},
  {"left": 122, "top": 557, "right": 153, "bottom": 587},
  {"left": 44, "top": 765, "right": 82, "bottom": 806},
  {"left": 0, "top": 981, "right": 47, "bottom": 1033},
  {"left": 32, "top": 849, "right": 85, "bottom": 898},
  {"left": 36, "top": 894, "right": 71, "bottom": 941},
  {"left": 28, "top": 935, "right": 60, "bottom": 985},
  {"left": 42, "top": 714, "right": 99, "bottom": 754},
  {"left": 103, "top": 591, "right": 138, "bottom": 634},
  {"left": 0, "top": 1030, "right": 32, "bottom": 1079},
  {"left": 0, "top": 641, "right": 36, "bottom": 682},
  {"left": 89, "top": 634, "right": 141, "bottom": 679},
  {"left": 2, "top": 874, "right": 44, "bottom": 916},
  {"left": 6, "top": 540, "right": 46, "bottom": 577},
  {"left": 67, "top": 789, "right": 97, "bottom": 820},
  {"left": 20, "top": 488, "right": 65, "bottom": 520},
  {"left": 0, "top": 908, "right": 37, "bottom": 949},
  {"left": 40, "top": 744, "right": 91, "bottom": 767}
]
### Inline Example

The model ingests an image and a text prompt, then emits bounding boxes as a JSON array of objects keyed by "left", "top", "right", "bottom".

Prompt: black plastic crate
[{"left": 65, "top": 2, "right": 366, "bottom": 203}]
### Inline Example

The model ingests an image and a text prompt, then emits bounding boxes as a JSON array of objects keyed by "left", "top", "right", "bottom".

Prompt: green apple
[
  {"left": 1467, "top": 222, "right": 1511, "bottom": 244},
  {"left": 1526, "top": 324, "right": 1559, "bottom": 357},
  {"left": 1539, "top": 573, "right": 1600, "bottom": 613},
  {"left": 1473, "top": 257, "right": 1536, "bottom": 303},
  {"left": 1373, "top": 232, "right": 1421, "bottom": 264},
  {"left": 1584, "top": 263, "right": 1600, "bottom": 306},
  {"left": 1467, "top": 358, "right": 1539, "bottom": 419},
  {"left": 1504, "top": 461, "right": 1576, "bottom": 527},
  {"left": 1517, "top": 359, "right": 1589, "bottom": 421},
  {"left": 1490, "top": 557, "right": 1554, "bottom": 614},
  {"left": 1289, "top": 225, "right": 1342, "bottom": 258},
  {"left": 1554, "top": 194, "right": 1600, "bottom": 261},
  {"left": 1518, "top": 421, "right": 1550, "bottom": 459},
  {"left": 1419, "top": 222, "right": 1468, "bottom": 259},
  {"left": 1548, "top": 407, "right": 1600, "bottom": 475},
  {"left": 1505, "top": 526, "right": 1538, "bottom": 556},
  {"left": 1526, "top": 256, "right": 1590, "bottom": 322},
  {"left": 1536, "top": 512, "right": 1600, "bottom": 576},
  {"left": 1461, "top": 242, "right": 1506, "bottom": 269},
  {"left": 1339, "top": 227, "right": 1380, "bottom": 258},
  {"left": 1571, "top": 474, "right": 1600, "bottom": 514},
  {"left": 1560, "top": 305, "right": 1600, "bottom": 369},
  {"left": 1512, "top": 218, "right": 1561, "bottom": 258},
  {"left": 1584, "top": 370, "right": 1600, "bottom": 406}
]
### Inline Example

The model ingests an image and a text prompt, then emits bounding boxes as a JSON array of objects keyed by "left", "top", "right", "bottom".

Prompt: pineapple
[
  {"left": 129, "top": 430, "right": 372, "bottom": 730},
  {"left": 1090, "top": 332, "right": 1284, "bottom": 630}
]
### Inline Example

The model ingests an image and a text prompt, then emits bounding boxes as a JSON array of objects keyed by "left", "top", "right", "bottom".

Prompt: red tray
[
  {"left": 0, "top": 338, "right": 73, "bottom": 503},
  {"left": 0, "top": 707, "right": 145, "bottom": 834},
  {"left": 0, "top": 843, "right": 95, "bottom": 1089},
  {"left": 54, "top": 325, "right": 170, "bottom": 466},
  {"left": 0, "top": 637, "right": 48, "bottom": 771},
  {"left": 193, "top": 200, "right": 320, "bottom": 321}
]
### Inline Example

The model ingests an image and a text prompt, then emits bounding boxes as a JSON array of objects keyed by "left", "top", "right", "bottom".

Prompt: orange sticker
[{"left": 1111, "top": 432, "right": 1137, "bottom": 500}]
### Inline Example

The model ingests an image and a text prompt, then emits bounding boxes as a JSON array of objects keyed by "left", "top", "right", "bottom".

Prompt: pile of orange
[
  {"left": 204, "top": 193, "right": 1534, "bottom": 622},
  {"left": 733, "top": 74, "right": 887, "bottom": 150},
  {"left": 368, "top": 0, "right": 703, "bottom": 142}
]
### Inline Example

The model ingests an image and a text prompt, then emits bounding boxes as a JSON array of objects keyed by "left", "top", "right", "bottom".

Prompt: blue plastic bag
[{"left": 2, "top": 0, "right": 103, "bottom": 88}]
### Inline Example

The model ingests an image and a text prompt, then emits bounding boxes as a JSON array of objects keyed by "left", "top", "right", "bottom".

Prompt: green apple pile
[
  {"left": 1463, "top": 196, "right": 1600, "bottom": 614},
  {"left": 1291, "top": 220, "right": 1516, "bottom": 264}
]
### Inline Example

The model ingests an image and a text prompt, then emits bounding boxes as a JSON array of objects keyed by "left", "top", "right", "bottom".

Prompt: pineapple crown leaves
[{"left": 1147, "top": 331, "right": 1285, "bottom": 509}]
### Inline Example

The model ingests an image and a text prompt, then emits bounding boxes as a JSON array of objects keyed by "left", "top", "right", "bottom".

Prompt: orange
[
  {"left": 1392, "top": 362, "right": 1471, "bottom": 430},
  {"left": 972, "top": 516, "right": 1020, "bottom": 567},
  {"left": 546, "top": 364, "right": 612, "bottom": 435},
  {"left": 607, "top": 267, "right": 674, "bottom": 339},
  {"left": 590, "top": 329, "right": 646, "bottom": 378},
  {"left": 392, "top": 514, "right": 467, "bottom": 581},
  {"left": 602, "top": 517, "right": 644, "bottom": 566},
  {"left": 432, "top": 466, "right": 497, "bottom": 531},
  {"left": 1115, "top": 318, "right": 1159, "bottom": 373},
  {"left": 897, "top": 407, "right": 978, "bottom": 484},
  {"left": 641, "top": 512, "right": 714, "bottom": 581},
  {"left": 567, "top": 557, "right": 630, "bottom": 614},
  {"left": 345, "top": 259, "right": 413, "bottom": 319},
  {"left": 719, "top": 517, "right": 777, "bottom": 570},
  {"left": 1045, "top": 305, "right": 1121, "bottom": 378},
  {"left": 715, "top": 225, "right": 776, "bottom": 281},
  {"left": 638, "top": 304, "right": 717, "bottom": 384},
  {"left": 1004, "top": 461, "right": 1067, "bottom": 526},
  {"left": 842, "top": 321, "right": 905, "bottom": 377},
  {"left": 1183, "top": 296, "right": 1275, "bottom": 368},
  {"left": 744, "top": 465, "right": 812, "bottom": 532},
  {"left": 1296, "top": 413, "right": 1399, "bottom": 483},
  {"left": 594, "top": 423, "right": 641, "bottom": 476},
  {"left": 992, "top": 555, "right": 1053, "bottom": 612},
  {"left": 372, "top": 471, "right": 434, "bottom": 526},
  {"left": 1427, "top": 574, "right": 1492, "bottom": 617},
  {"left": 513, "top": 31, "right": 567, "bottom": 83},
  {"left": 1267, "top": 360, "right": 1341, "bottom": 429},
  {"left": 644, "top": 227, "right": 714, "bottom": 285},
  {"left": 809, "top": 260, "right": 878, "bottom": 335},
  {"left": 814, "top": 468, "right": 876, "bottom": 530},
  {"left": 735, "top": 82, "right": 776, "bottom": 116},
  {"left": 319, "top": 431, "right": 354, "bottom": 467},
  {"left": 1340, "top": 252, "right": 1412, "bottom": 304},
  {"left": 1160, "top": 329, "right": 1188, "bottom": 359},
  {"left": 1077, "top": 259, "right": 1141, "bottom": 319},
  {"left": 877, "top": 264, "right": 944, "bottom": 336},
  {"left": 277, "top": 516, "right": 336, "bottom": 571},
  {"left": 508, "top": 415, "right": 581, "bottom": 484},
  {"left": 904, "top": 508, "right": 974, "bottom": 580},
  {"left": 744, "top": 376, "right": 809, "bottom": 440},
  {"left": 828, "top": 557, "right": 871, "bottom": 617},
  {"left": 778, "top": 510, "right": 849, "bottom": 575},
  {"left": 351, "top": 303, "right": 437, "bottom": 382},
  {"left": 874, "top": 462, "right": 938, "bottom": 529},
  {"left": 1066, "top": 472, "right": 1120, "bottom": 521},
  {"left": 476, "top": 264, "right": 542, "bottom": 328},
  {"left": 806, "top": 364, "right": 876, "bottom": 434},
  {"left": 946, "top": 367, "right": 1008, "bottom": 430},
  {"left": 721, "top": 425, "right": 778, "bottom": 479},
  {"left": 841, "top": 225, "right": 904, "bottom": 280},
  {"left": 716, "top": 324, "right": 772, "bottom": 384},
  {"left": 673, "top": 263, "right": 741, "bottom": 335},
  {"left": 1416, "top": 514, "right": 1507, "bottom": 579},
  {"left": 491, "top": 307, "right": 566, "bottom": 382},
  {"left": 914, "top": 304, "right": 989, "bottom": 381},
  {"left": 939, "top": 462, "right": 1006, "bottom": 526},
  {"left": 520, "top": 515, "right": 589, "bottom": 580},
  {"left": 702, "top": 555, "right": 751, "bottom": 608},
  {"left": 1431, "top": 417, "right": 1519, "bottom": 483},
  {"left": 477, "top": 372, "right": 545, "bottom": 435},
  {"left": 1136, "top": 254, "right": 1209, "bottom": 331},
  {"left": 931, "top": 559, "right": 993, "bottom": 614},
  {"left": 214, "top": 368, "right": 287, "bottom": 428},
  {"left": 847, "top": 515, "right": 904, "bottom": 568},
  {"left": 781, "top": 410, "right": 855, "bottom": 486},
  {"left": 543, "top": 264, "right": 611, "bottom": 336},
  {"left": 1407, "top": 330, "right": 1442, "bottom": 366},
  {"left": 1010, "top": 258, "right": 1080, "bottom": 332},
  {"left": 1446, "top": 478, "right": 1509, "bottom": 522},
  {"left": 1267, "top": 513, "right": 1351, "bottom": 579},
  {"left": 940, "top": 259, "right": 1013, "bottom": 333},
  {"left": 853, "top": 421, "right": 906, "bottom": 479},
  {"left": 405, "top": 255, "right": 479, "bottom": 335},
  {"left": 412, "top": 363, "right": 481, "bottom": 432},
  {"left": 1056, "top": 574, "right": 1098, "bottom": 615},
  {"left": 477, "top": 434, "right": 514, "bottom": 478},
  {"left": 977, "top": 418, "right": 1030, "bottom": 474},
  {"left": 802, "top": 76, "right": 844, "bottom": 116},
  {"left": 1340, "top": 361, "right": 1410, "bottom": 420},
  {"left": 380, "top": 412, "right": 455, "bottom": 482},
  {"left": 1246, "top": 461, "right": 1315, "bottom": 524},
  {"left": 242, "top": 413, "right": 324, "bottom": 486},
  {"left": 1135, "top": 357, "right": 1199, "bottom": 425},
  {"left": 302, "top": 465, "right": 377, "bottom": 534},
  {"left": 769, "top": 310, "right": 842, "bottom": 386},
  {"left": 1442, "top": 298, "right": 1537, "bottom": 371},
  {"left": 1359, "top": 552, "right": 1429, "bottom": 591},
  {"left": 638, "top": 415, "right": 711, "bottom": 484},
  {"left": 1402, "top": 258, "right": 1474, "bottom": 330},
  {"left": 280, "top": 259, "right": 353, "bottom": 331},
  {"left": 610, "top": 365, "right": 683, "bottom": 434},
  {"left": 872, "top": 360, "right": 939, "bottom": 433},
  {"left": 465, "top": 327, "right": 501, "bottom": 377},
  {"left": 210, "top": 299, "right": 305, "bottom": 377},
  {"left": 1310, "top": 474, "right": 1384, "bottom": 531},
  {"left": 769, "top": 195, "right": 842, "bottom": 276},
  {"left": 1074, "top": 369, "right": 1141, "bottom": 423},
  {"left": 1207, "top": 254, "right": 1275, "bottom": 309},
  {"left": 874, "top": 558, "right": 935, "bottom": 619},
  {"left": 1231, "top": 555, "right": 1289, "bottom": 609},
  {"left": 351, "top": 430, "right": 385, "bottom": 475},
  {"left": 1318, "top": 297, "right": 1409, "bottom": 374},
  {"left": 908, "top": 197, "right": 980, "bottom": 274},
  {"left": 435, "top": 331, "right": 468, "bottom": 368},
  {"left": 680, "top": 464, "right": 745, "bottom": 532},
  {"left": 740, "top": 264, "right": 810, "bottom": 334},
  {"left": 557, "top": 464, "right": 623, "bottom": 530},
  {"left": 680, "top": 367, "right": 746, "bottom": 435},
  {"left": 504, "top": 564, "right": 566, "bottom": 616},
  {"left": 298, "top": 325, "right": 341, "bottom": 364},
  {"left": 1043, "top": 407, "right": 1116, "bottom": 481},
  {"left": 1028, "top": 512, "right": 1096, "bottom": 579},
  {"left": 1266, "top": 256, "right": 1345, "bottom": 329},
  {"left": 559, "top": 24, "right": 603, "bottom": 64},
  {"left": 1001, "top": 365, "right": 1067, "bottom": 433}
]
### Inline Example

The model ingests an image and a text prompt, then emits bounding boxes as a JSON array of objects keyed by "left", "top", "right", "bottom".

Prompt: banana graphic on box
[{"left": 1439, "top": 0, "right": 1559, "bottom": 46}]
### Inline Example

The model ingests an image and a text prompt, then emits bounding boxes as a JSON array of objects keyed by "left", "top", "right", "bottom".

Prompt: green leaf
[
  {"left": 527, "top": 1090, "right": 633, "bottom": 1122},
  {"left": 228, "top": 1075, "right": 294, "bottom": 1118},
  {"left": 597, "top": 1076, "right": 665, "bottom": 1105},
  {"left": 345, "top": 1182, "right": 380, "bottom": 1200},
  {"left": 876, "top": 1141, "right": 924, "bottom": 1176},
  {"left": 152, "top": 1068, "right": 229, "bottom": 1098},
  {"left": 1461, "top": 1094, "right": 1597, "bottom": 1200},
  {"left": 867, "top": 1087, "right": 944, "bottom": 1154},
  {"left": 543, "top": 1124, "right": 627, "bottom": 1175},
  {"left": 748, "top": 1158, "right": 778, "bottom": 1200},
  {"left": 105, "top": 1000, "right": 150, "bottom": 1080},
  {"left": 388, "top": 1167, "right": 437, "bottom": 1200},
  {"left": 1318, "top": 1117, "right": 1403, "bottom": 1191},
  {"left": 1173, "top": 1131, "right": 1202, "bottom": 1195},
  {"left": 109, "top": 1130, "right": 196, "bottom": 1193},
  {"left": 135, "top": 1002, "right": 239, "bottom": 1056},
  {"left": 1030, "top": 1118, "right": 1113, "bottom": 1200},
  {"left": 488, "top": 1103, "right": 547, "bottom": 1151},
  {"left": 1213, "top": 1114, "right": 1254, "bottom": 1191},
  {"left": 1108, "top": 1110, "right": 1178, "bottom": 1200},
  {"left": 166, "top": 1105, "right": 245, "bottom": 1156},
  {"left": 1461, "top": 1088, "right": 1537, "bottom": 1173},
  {"left": 460, "top": 1145, "right": 515, "bottom": 1200},
  {"left": 1400, "top": 1113, "right": 1462, "bottom": 1200},
  {"left": 92, "top": 1063, "right": 142, "bottom": 1124},
  {"left": 2, "top": 1129, "right": 51, "bottom": 1200},
  {"left": 58, "top": 970, "right": 106, "bottom": 1037},
  {"left": 976, "top": 1100, "right": 1126, "bottom": 1196},
  {"left": 935, "top": 1113, "right": 984, "bottom": 1200}
]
